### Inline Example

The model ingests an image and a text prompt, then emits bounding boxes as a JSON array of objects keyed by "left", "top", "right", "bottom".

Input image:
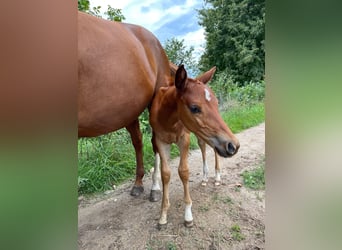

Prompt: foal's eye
[{"left": 189, "top": 105, "right": 201, "bottom": 114}]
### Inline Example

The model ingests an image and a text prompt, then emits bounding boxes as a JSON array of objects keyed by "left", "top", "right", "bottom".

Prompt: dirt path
[{"left": 78, "top": 123, "right": 265, "bottom": 250}]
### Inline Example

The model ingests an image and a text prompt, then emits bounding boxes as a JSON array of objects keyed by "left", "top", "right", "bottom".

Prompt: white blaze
[{"left": 204, "top": 88, "right": 211, "bottom": 101}]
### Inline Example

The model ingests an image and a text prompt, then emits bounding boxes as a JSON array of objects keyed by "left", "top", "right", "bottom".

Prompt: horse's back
[{"left": 78, "top": 12, "right": 169, "bottom": 137}]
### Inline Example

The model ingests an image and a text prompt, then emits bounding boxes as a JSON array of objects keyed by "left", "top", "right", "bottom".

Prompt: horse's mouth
[{"left": 197, "top": 134, "right": 239, "bottom": 158}]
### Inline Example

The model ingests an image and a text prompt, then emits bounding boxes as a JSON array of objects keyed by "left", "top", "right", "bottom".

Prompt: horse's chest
[{"left": 158, "top": 121, "right": 186, "bottom": 144}]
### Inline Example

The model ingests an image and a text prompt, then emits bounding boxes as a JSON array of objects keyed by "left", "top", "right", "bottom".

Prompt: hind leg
[
  {"left": 197, "top": 137, "right": 209, "bottom": 186},
  {"left": 150, "top": 132, "right": 162, "bottom": 202},
  {"left": 126, "top": 119, "right": 144, "bottom": 196}
]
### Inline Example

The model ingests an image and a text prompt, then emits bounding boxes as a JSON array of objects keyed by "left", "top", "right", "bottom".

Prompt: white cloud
[
  {"left": 88, "top": 0, "right": 205, "bottom": 60},
  {"left": 177, "top": 28, "right": 206, "bottom": 60},
  {"left": 89, "top": 0, "right": 198, "bottom": 33}
]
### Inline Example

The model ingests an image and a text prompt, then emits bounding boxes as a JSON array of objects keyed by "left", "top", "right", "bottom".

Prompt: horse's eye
[{"left": 189, "top": 105, "right": 201, "bottom": 114}]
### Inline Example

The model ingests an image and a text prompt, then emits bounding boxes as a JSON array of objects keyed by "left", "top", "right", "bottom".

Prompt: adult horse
[{"left": 78, "top": 11, "right": 172, "bottom": 196}]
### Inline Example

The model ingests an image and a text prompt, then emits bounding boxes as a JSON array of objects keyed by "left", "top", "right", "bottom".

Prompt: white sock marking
[
  {"left": 152, "top": 153, "right": 161, "bottom": 191},
  {"left": 184, "top": 204, "right": 193, "bottom": 222}
]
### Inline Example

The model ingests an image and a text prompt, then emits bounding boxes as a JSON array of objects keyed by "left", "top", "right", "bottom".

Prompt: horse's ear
[
  {"left": 175, "top": 64, "right": 187, "bottom": 92},
  {"left": 197, "top": 66, "right": 216, "bottom": 84}
]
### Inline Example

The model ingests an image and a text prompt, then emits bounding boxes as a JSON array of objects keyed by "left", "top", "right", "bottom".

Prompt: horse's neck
[{"left": 158, "top": 87, "right": 180, "bottom": 127}]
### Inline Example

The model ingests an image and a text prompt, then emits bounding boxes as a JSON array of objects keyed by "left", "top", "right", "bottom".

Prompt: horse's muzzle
[
  {"left": 214, "top": 140, "right": 239, "bottom": 158},
  {"left": 226, "top": 141, "right": 239, "bottom": 156}
]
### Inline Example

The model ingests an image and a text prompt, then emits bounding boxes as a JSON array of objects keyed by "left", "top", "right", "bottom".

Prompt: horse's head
[{"left": 175, "top": 65, "right": 240, "bottom": 157}]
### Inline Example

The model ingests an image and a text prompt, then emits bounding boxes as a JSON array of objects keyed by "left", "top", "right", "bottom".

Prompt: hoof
[
  {"left": 130, "top": 186, "right": 144, "bottom": 197},
  {"left": 149, "top": 190, "right": 161, "bottom": 202},
  {"left": 214, "top": 181, "right": 221, "bottom": 186},
  {"left": 157, "top": 223, "right": 167, "bottom": 230},
  {"left": 184, "top": 220, "right": 194, "bottom": 228}
]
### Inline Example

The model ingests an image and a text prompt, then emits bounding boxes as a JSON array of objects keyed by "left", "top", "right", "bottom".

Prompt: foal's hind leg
[
  {"left": 197, "top": 137, "right": 209, "bottom": 186},
  {"left": 126, "top": 119, "right": 144, "bottom": 196},
  {"left": 150, "top": 131, "right": 162, "bottom": 202}
]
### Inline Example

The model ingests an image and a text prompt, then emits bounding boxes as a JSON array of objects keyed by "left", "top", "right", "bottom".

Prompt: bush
[{"left": 210, "top": 72, "right": 265, "bottom": 106}]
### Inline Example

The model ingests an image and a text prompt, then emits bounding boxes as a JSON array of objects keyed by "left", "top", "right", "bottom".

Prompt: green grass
[
  {"left": 241, "top": 161, "right": 265, "bottom": 190},
  {"left": 166, "top": 241, "right": 177, "bottom": 250},
  {"left": 222, "top": 102, "right": 265, "bottom": 133},
  {"left": 78, "top": 130, "right": 155, "bottom": 194},
  {"left": 230, "top": 224, "right": 245, "bottom": 241}
]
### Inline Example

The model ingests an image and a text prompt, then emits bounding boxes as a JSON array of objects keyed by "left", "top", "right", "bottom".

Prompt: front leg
[
  {"left": 156, "top": 138, "right": 171, "bottom": 226},
  {"left": 178, "top": 133, "right": 193, "bottom": 227},
  {"left": 214, "top": 151, "right": 221, "bottom": 186}
]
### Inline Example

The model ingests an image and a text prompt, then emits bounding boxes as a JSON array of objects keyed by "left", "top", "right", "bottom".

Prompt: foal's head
[{"left": 175, "top": 65, "right": 240, "bottom": 157}]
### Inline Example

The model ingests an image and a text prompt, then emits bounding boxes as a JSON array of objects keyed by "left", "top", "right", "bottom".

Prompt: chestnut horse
[
  {"left": 78, "top": 11, "right": 172, "bottom": 196},
  {"left": 169, "top": 63, "right": 222, "bottom": 187},
  {"left": 149, "top": 65, "right": 240, "bottom": 227}
]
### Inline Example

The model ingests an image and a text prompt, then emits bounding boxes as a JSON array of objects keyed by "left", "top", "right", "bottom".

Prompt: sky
[{"left": 89, "top": 0, "right": 206, "bottom": 60}]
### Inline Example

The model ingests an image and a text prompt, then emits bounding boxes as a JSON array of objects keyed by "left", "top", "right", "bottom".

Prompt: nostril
[{"left": 226, "top": 142, "right": 236, "bottom": 155}]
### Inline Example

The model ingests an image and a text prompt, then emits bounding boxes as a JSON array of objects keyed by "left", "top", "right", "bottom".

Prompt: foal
[
  {"left": 149, "top": 65, "right": 240, "bottom": 227},
  {"left": 169, "top": 62, "right": 221, "bottom": 187}
]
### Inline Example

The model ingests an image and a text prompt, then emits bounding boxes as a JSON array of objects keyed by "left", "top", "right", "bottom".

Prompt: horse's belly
[{"left": 78, "top": 80, "right": 152, "bottom": 137}]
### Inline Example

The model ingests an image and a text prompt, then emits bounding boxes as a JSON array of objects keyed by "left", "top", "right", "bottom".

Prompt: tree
[
  {"left": 78, "top": 0, "right": 125, "bottom": 22},
  {"left": 105, "top": 5, "right": 125, "bottom": 22},
  {"left": 163, "top": 38, "right": 199, "bottom": 77},
  {"left": 78, "top": 0, "right": 90, "bottom": 12},
  {"left": 198, "top": 0, "right": 265, "bottom": 85}
]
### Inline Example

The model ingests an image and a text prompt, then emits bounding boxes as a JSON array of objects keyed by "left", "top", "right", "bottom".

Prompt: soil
[{"left": 78, "top": 123, "right": 265, "bottom": 250}]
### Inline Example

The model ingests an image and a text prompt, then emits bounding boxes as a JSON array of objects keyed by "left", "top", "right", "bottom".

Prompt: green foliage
[
  {"left": 78, "top": 0, "right": 125, "bottom": 22},
  {"left": 241, "top": 162, "right": 265, "bottom": 190},
  {"left": 163, "top": 38, "right": 199, "bottom": 77},
  {"left": 78, "top": 0, "right": 90, "bottom": 12},
  {"left": 229, "top": 81, "right": 265, "bottom": 104},
  {"left": 230, "top": 224, "right": 245, "bottom": 241},
  {"left": 105, "top": 5, "right": 125, "bottom": 22},
  {"left": 78, "top": 129, "right": 155, "bottom": 194},
  {"left": 166, "top": 241, "right": 177, "bottom": 250},
  {"left": 209, "top": 71, "right": 265, "bottom": 133},
  {"left": 198, "top": 0, "right": 265, "bottom": 85},
  {"left": 221, "top": 102, "right": 265, "bottom": 133},
  {"left": 89, "top": 6, "right": 102, "bottom": 18}
]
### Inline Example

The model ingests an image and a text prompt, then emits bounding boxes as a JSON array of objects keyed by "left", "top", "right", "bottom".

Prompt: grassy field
[{"left": 78, "top": 80, "right": 265, "bottom": 194}]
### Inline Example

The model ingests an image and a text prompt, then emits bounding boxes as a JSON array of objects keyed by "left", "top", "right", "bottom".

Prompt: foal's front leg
[
  {"left": 156, "top": 138, "right": 171, "bottom": 226},
  {"left": 178, "top": 133, "right": 193, "bottom": 227},
  {"left": 214, "top": 152, "right": 221, "bottom": 186}
]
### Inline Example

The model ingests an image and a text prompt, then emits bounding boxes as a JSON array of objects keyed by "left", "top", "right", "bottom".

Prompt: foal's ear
[
  {"left": 197, "top": 66, "right": 216, "bottom": 84},
  {"left": 175, "top": 64, "right": 188, "bottom": 92}
]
